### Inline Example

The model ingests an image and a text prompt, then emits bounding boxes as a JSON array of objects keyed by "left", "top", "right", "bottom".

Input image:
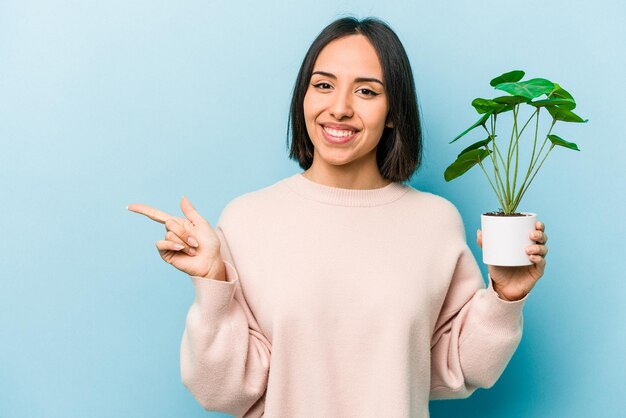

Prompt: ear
[{"left": 385, "top": 117, "right": 394, "bottom": 128}]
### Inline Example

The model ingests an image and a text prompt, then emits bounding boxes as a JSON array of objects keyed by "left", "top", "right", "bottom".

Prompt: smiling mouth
[
  {"left": 322, "top": 126, "right": 357, "bottom": 138},
  {"left": 320, "top": 125, "right": 359, "bottom": 144}
]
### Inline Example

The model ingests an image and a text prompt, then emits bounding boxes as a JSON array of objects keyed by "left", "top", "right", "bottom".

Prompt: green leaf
[
  {"left": 547, "top": 106, "right": 588, "bottom": 123},
  {"left": 493, "top": 95, "right": 530, "bottom": 105},
  {"left": 471, "top": 98, "right": 507, "bottom": 114},
  {"left": 490, "top": 70, "right": 525, "bottom": 87},
  {"left": 495, "top": 78, "right": 555, "bottom": 99},
  {"left": 549, "top": 84, "right": 576, "bottom": 109},
  {"left": 493, "top": 104, "right": 514, "bottom": 115},
  {"left": 528, "top": 98, "right": 576, "bottom": 108},
  {"left": 458, "top": 137, "right": 493, "bottom": 157},
  {"left": 444, "top": 148, "right": 492, "bottom": 181},
  {"left": 548, "top": 134, "right": 580, "bottom": 151},
  {"left": 550, "top": 83, "right": 574, "bottom": 100},
  {"left": 449, "top": 111, "right": 492, "bottom": 144}
]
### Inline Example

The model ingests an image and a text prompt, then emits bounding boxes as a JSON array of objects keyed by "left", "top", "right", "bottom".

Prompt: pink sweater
[{"left": 180, "top": 173, "right": 527, "bottom": 417}]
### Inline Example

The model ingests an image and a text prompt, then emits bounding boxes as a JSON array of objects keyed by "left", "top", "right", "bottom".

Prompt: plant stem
[
  {"left": 483, "top": 118, "right": 508, "bottom": 208},
  {"left": 510, "top": 108, "right": 539, "bottom": 210},
  {"left": 513, "top": 121, "right": 520, "bottom": 206},
  {"left": 482, "top": 121, "right": 508, "bottom": 175},
  {"left": 478, "top": 160, "right": 505, "bottom": 210},
  {"left": 526, "top": 117, "right": 556, "bottom": 184},
  {"left": 504, "top": 105, "right": 518, "bottom": 210},
  {"left": 517, "top": 108, "right": 538, "bottom": 139},
  {"left": 512, "top": 111, "right": 544, "bottom": 210},
  {"left": 507, "top": 106, "right": 516, "bottom": 164},
  {"left": 513, "top": 144, "right": 555, "bottom": 210}
]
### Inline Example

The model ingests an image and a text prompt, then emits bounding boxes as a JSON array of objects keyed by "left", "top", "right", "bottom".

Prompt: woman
[{"left": 128, "top": 16, "right": 548, "bottom": 417}]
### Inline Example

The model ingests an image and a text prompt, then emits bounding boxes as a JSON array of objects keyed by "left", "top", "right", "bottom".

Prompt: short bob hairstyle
[{"left": 287, "top": 16, "right": 423, "bottom": 183}]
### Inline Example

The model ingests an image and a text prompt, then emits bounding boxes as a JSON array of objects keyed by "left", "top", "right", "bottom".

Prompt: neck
[{"left": 302, "top": 164, "right": 391, "bottom": 190}]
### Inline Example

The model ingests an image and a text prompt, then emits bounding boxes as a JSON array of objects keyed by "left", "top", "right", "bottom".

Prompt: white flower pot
[{"left": 481, "top": 212, "right": 537, "bottom": 266}]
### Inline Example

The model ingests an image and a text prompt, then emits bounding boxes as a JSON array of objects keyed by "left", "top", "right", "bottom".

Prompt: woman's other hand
[
  {"left": 127, "top": 196, "right": 226, "bottom": 280},
  {"left": 477, "top": 221, "right": 548, "bottom": 301}
]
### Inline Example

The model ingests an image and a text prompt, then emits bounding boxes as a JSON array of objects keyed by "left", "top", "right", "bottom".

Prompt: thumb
[
  {"left": 476, "top": 229, "right": 482, "bottom": 249},
  {"left": 180, "top": 196, "right": 204, "bottom": 225}
]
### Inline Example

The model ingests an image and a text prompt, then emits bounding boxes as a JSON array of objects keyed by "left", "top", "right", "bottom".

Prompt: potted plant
[{"left": 444, "top": 70, "right": 587, "bottom": 266}]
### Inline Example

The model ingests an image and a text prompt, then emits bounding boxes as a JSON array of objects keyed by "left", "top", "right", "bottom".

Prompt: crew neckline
[{"left": 283, "top": 172, "right": 410, "bottom": 207}]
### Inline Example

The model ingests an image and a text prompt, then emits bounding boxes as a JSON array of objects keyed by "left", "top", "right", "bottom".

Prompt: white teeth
[{"left": 323, "top": 126, "right": 355, "bottom": 138}]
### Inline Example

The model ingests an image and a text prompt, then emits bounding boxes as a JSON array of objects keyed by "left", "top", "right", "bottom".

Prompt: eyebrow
[{"left": 311, "top": 71, "right": 384, "bottom": 86}]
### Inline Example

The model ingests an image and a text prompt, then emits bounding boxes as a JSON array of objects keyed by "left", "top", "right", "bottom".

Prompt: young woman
[{"left": 128, "top": 16, "right": 548, "bottom": 417}]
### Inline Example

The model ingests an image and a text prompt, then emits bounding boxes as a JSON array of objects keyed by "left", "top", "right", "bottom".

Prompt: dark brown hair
[{"left": 286, "top": 16, "right": 423, "bottom": 182}]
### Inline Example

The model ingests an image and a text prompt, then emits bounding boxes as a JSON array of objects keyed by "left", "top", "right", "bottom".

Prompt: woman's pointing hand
[{"left": 127, "top": 196, "right": 226, "bottom": 280}]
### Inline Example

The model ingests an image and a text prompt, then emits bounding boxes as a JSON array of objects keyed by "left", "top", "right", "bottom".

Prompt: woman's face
[{"left": 303, "top": 34, "right": 392, "bottom": 172}]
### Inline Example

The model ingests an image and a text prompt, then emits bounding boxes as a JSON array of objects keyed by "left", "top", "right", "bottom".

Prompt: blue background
[{"left": 1, "top": 1, "right": 624, "bottom": 417}]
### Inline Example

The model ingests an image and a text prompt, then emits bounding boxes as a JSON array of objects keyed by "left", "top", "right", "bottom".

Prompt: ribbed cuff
[
  {"left": 472, "top": 277, "right": 527, "bottom": 337},
  {"left": 189, "top": 260, "right": 240, "bottom": 318}
]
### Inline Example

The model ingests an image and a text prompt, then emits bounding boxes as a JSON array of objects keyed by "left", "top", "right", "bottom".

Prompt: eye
[
  {"left": 312, "top": 82, "right": 332, "bottom": 90},
  {"left": 357, "top": 88, "right": 379, "bottom": 97}
]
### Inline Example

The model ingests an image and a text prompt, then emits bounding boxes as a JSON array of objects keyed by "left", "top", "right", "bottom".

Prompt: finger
[
  {"left": 156, "top": 239, "right": 186, "bottom": 252},
  {"left": 530, "top": 230, "right": 548, "bottom": 244},
  {"left": 127, "top": 203, "right": 176, "bottom": 224},
  {"left": 529, "top": 253, "right": 546, "bottom": 271},
  {"left": 180, "top": 196, "right": 205, "bottom": 226},
  {"left": 526, "top": 244, "right": 548, "bottom": 257},
  {"left": 536, "top": 221, "right": 545, "bottom": 232},
  {"left": 180, "top": 220, "right": 202, "bottom": 249},
  {"left": 165, "top": 231, "right": 197, "bottom": 256},
  {"left": 165, "top": 218, "right": 199, "bottom": 248},
  {"left": 476, "top": 229, "right": 482, "bottom": 248}
]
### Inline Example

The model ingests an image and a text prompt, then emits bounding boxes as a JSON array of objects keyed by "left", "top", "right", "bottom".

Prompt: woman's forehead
[{"left": 313, "top": 35, "right": 383, "bottom": 79}]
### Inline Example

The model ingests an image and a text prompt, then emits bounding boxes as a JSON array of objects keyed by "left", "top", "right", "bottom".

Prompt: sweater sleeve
[
  {"left": 429, "top": 241, "right": 528, "bottom": 400},
  {"left": 180, "top": 225, "right": 271, "bottom": 417}
]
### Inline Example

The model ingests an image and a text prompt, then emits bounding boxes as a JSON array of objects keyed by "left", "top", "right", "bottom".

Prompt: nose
[{"left": 329, "top": 89, "right": 353, "bottom": 120}]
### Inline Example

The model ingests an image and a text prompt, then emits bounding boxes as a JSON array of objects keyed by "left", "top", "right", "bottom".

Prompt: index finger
[
  {"left": 127, "top": 203, "right": 176, "bottom": 224},
  {"left": 180, "top": 196, "right": 204, "bottom": 226}
]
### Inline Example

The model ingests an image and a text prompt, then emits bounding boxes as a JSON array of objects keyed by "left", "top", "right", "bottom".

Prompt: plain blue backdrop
[{"left": 1, "top": 0, "right": 624, "bottom": 417}]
